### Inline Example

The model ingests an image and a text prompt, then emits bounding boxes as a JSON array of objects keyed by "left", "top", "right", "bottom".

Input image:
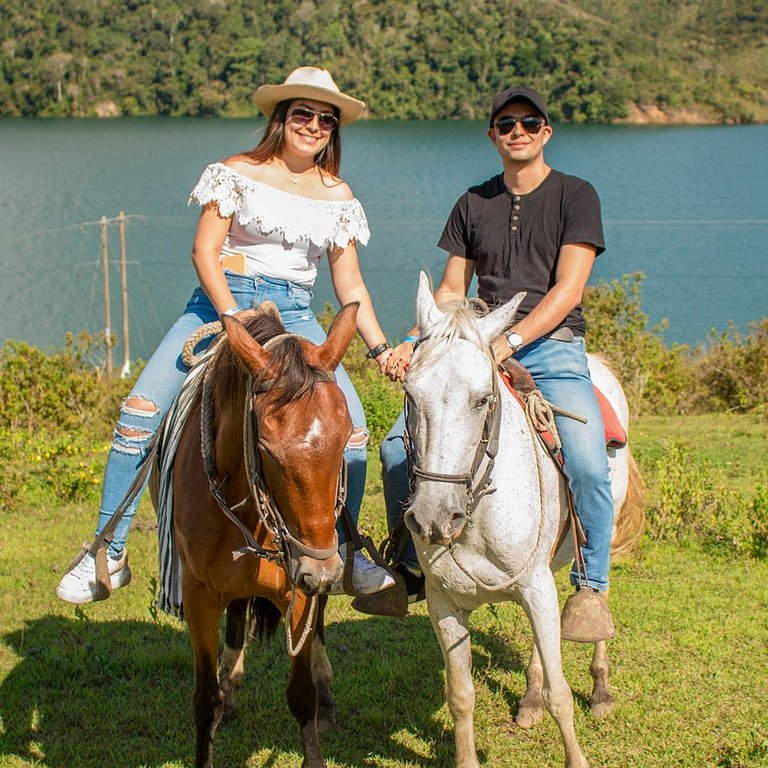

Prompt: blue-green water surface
[{"left": 1, "top": 118, "right": 766, "bottom": 361}]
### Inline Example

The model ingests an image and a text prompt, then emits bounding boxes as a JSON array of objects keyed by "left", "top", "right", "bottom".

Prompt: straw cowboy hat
[{"left": 254, "top": 67, "right": 366, "bottom": 125}]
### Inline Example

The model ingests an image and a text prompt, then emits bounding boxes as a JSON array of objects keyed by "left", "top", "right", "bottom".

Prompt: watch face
[{"left": 507, "top": 332, "right": 522, "bottom": 349}]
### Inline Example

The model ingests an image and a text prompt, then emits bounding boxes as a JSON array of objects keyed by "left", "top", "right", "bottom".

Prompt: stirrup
[
  {"left": 352, "top": 572, "right": 409, "bottom": 618},
  {"left": 560, "top": 588, "right": 616, "bottom": 642},
  {"left": 93, "top": 546, "right": 113, "bottom": 602}
]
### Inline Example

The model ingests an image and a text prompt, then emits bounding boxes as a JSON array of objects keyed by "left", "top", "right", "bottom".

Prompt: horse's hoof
[
  {"left": 317, "top": 704, "right": 337, "bottom": 732},
  {"left": 590, "top": 694, "right": 615, "bottom": 718},
  {"left": 515, "top": 705, "right": 544, "bottom": 729}
]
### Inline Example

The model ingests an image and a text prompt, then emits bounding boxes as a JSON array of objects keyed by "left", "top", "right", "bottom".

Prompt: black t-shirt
[{"left": 437, "top": 169, "right": 605, "bottom": 336}]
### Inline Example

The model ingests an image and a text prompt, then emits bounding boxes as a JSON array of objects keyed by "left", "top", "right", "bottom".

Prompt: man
[{"left": 379, "top": 85, "right": 616, "bottom": 640}]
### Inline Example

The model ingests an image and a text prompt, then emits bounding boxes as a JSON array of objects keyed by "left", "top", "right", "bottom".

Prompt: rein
[
  {"left": 200, "top": 336, "right": 344, "bottom": 657},
  {"left": 405, "top": 336, "right": 585, "bottom": 593}
]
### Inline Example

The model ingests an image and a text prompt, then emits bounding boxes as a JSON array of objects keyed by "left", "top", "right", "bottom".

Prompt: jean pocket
[{"left": 288, "top": 283, "right": 313, "bottom": 310}]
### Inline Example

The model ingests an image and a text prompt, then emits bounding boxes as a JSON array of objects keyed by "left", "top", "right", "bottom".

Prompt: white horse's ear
[
  {"left": 477, "top": 291, "right": 526, "bottom": 344},
  {"left": 415, "top": 271, "right": 444, "bottom": 333}
]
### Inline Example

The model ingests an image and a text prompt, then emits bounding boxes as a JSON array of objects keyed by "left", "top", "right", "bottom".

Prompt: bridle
[
  {"left": 200, "top": 351, "right": 347, "bottom": 657},
  {"left": 201, "top": 363, "right": 344, "bottom": 569},
  {"left": 404, "top": 346, "right": 502, "bottom": 524}
]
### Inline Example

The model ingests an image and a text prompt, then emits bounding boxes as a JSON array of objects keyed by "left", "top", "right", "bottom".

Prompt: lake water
[{"left": 1, "top": 118, "right": 766, "bottom": 363}]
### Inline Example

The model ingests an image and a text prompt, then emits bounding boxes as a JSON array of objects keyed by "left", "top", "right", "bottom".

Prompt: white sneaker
[
  {"left": 56, "top": 549, "right": 132, "bottom": 604},
  {"left": 330, "top": 550, "right": 395, "bottom": 595}
]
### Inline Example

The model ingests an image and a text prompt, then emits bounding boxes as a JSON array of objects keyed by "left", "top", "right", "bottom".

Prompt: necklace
[{"left": 276, "top": 158, "right": 314, "bottom": 184}]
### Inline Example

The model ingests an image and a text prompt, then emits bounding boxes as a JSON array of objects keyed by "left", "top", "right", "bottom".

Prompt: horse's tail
[
  {"left": 610, "top": 443, "right": 646, "bottom": 560},
  {"left": 247, "top": 597, "right": 282, "bottom": 643}
]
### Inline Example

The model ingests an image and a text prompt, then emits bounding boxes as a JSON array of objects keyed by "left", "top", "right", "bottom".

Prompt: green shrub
[
  {"left": 646, "top": 442, "right": 730, "bottom": 543},
  {"left": 746, "top": 477, "right": 768, "bottom": 559},
  {"left": 583, "top": 273, "right": 693, "bottom": 415},
  {"left": 0, "top": 332, "right": 136, "bottom": 438},
  {"left": 28, "top": 433, "right": 106, "bottom": 502},
  {"left": 643, "top": 443, "right": 768, "bottom": 560},
  {"left": 692, "top": 319, "right": 768, "bottom": 414}
]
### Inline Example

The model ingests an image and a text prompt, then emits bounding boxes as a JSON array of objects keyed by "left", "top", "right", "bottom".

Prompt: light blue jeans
[
  {"left": 95, "top": 272, "right": 367, "bottom": 558},
  {"left": 380, "top": 335, "right": 614, "bottom": 590}
]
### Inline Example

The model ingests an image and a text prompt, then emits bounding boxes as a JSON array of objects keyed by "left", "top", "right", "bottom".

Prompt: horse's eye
[{"left": 475, "top": 395, "right": 491, "bottom": 409}]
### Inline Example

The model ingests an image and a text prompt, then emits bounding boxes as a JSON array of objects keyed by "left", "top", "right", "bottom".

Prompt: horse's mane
[
  {"left": 410, "top": 299, "right": 496, "bottom": 373},
  {"left": 209, "top": 312, "right": 322, "bottom": 409}
]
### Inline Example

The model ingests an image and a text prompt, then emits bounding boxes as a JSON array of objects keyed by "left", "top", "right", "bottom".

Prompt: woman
[{"left": 57, "top": 67, "right": 395, "bottom": 604}]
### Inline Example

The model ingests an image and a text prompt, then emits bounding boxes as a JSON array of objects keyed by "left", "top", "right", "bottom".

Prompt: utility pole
[
  {"left": 119, "top": 210, "right": 131, "bottom": 378},
  {"left": 101, "top": 215, "right": 113, "bottom": 378}
]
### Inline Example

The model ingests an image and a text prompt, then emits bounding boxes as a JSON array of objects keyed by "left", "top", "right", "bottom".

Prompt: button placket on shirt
[{"left": 510, "top": 194, "right": 521, "bottom": 232}]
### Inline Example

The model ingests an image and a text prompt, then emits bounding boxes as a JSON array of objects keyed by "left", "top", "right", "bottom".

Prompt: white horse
[{"left": 402, "top": 273, "right": 644, "bottom": 768}]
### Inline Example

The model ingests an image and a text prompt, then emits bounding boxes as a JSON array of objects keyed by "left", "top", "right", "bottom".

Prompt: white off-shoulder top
[{"left": 188, "top": 162, "right": 371, "bottom": 286}]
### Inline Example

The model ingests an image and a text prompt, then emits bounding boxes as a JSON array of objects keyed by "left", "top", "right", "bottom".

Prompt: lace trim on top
[{"left": 188, "top": 162, "right": 371, "bottom": 249}]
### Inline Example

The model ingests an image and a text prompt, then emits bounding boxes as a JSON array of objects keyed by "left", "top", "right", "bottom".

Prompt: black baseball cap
[{"left": 489, "top": 86, "right": 549, "bottom": 126}]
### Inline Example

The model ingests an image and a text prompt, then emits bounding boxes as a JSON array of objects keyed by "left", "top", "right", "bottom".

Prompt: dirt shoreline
[
  {"left": 613, "top": 103, "right": 722, "bottom": 125},
  {"left": 85, "top": 99, "right": 758, "bottom": 124}
]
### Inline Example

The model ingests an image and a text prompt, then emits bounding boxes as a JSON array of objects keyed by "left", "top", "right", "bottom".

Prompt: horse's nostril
[{"left": 404, "top": 510, "right": 421, "bottom": 534}]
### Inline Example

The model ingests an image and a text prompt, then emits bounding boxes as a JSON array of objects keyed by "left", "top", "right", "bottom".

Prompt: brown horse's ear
[
  {"left": 221, "top": 314, "right": 271, "bottom": 377},
  {"left": 313, "top": 302, "right": 359, "bottom": 370}
]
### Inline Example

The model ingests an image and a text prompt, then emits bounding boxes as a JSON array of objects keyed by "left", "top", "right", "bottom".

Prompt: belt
[{"left": 546, "top": 327, "right": 577, "bottom": 342}]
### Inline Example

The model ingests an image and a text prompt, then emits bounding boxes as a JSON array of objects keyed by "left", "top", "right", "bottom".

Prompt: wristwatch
[
  {"left": 365, "top": 342, "right": 391, "bottom": 359},
  {"left": 505, "top": 331, "right": 523, "bottom": 352}
]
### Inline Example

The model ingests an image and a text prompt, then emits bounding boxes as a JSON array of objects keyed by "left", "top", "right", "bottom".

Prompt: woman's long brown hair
[{"left": 246, "top": 99, "right": 342, "bottom": 177}]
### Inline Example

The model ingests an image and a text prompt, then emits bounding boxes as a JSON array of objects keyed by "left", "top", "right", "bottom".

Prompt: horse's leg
[
  {"left": 520, "top": 576, "right": 588, "bottom": 768},
  {"left": 589, "top": 640, "right": 615, "bottom": 717},
  {"left": 311, "top": 595, "right": 336, "bottom": 732},
  {"left": 220, "top": 597, "right": 249, "bottom": 724},
  {"left": 426, "top": 590, "right": 479, "bottom": 768},
  {"left": 285, "top": 595, "right": 326, "bottom": 768},
  {"left": 515, "top": 643, "right": 545, "bottom": 729},
  {"left": 184, "top": 572, "right": 227, "bottom": 768}
]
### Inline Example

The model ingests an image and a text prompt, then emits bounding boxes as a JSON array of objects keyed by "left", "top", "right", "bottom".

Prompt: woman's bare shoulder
[
  {"left": 318, "top": 174, "right": 354, "bottom": 201},
  {"left": 222, "top": 153, "right": 263, "bottom": 175}
]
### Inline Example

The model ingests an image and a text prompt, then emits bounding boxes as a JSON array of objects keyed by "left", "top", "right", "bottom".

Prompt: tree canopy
[{"left": 1, "top": 0, "right": 766, "bottom": 122}]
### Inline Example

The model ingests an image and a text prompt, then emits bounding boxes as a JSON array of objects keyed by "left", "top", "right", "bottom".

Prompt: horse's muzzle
[
  {"left": 290, "top": 553, "right": 343, "bottom": 595},
  {"left": 405, "top": 504, "right": 466, "bottom": 547}
]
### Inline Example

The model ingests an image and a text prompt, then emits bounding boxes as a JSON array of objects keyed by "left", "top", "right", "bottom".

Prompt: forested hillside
[{"left": 1, "top": 0, "right": 766, "bottom": 122}]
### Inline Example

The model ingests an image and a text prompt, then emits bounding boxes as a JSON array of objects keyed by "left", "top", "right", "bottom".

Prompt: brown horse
[{"left": 168, "top": 301, "right": 358, "bottom": 768}]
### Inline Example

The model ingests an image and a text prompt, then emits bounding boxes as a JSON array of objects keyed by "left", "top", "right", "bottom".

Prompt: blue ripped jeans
[
  {"left": 95, "top": 272, "right": 368, "bottom": 558},
  {"left": 380, "top": 336, "right": 614, "bottom": 591}
]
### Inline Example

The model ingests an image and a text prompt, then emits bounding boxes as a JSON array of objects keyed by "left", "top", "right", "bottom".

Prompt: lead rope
[
  {"left": 448, "top": 384, "right": 578, "bottom": 592},
  {"left": 525, "top": 389, "right": 589, "bottom": 587},
  {"left": 241, "top": 376, "right": 319, "bottom": 657},
  {"left": 284, "top": 586, "right": 319, "bottom": 657}
]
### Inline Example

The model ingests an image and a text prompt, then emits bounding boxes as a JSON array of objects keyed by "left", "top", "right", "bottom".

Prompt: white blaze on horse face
[{"left": 300, "top": 417, "right": 324, "bottom": 449}]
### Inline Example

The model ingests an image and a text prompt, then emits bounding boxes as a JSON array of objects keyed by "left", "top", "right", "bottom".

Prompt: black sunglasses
[
  {"left": 494, "top": 115, "right": 546, "bottom": 135},
  {"left": 288, "top": 106, "right": 339, "bottom": 132}
]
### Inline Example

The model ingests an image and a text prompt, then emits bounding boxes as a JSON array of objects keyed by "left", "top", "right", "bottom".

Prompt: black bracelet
[{"left": 365, "top": 342, "right": 390, "bottom": 359}]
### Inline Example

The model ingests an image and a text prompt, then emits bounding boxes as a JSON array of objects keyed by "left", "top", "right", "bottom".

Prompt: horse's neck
[{"left": 482, "top": 384, "right": 563, "bottom": 521}]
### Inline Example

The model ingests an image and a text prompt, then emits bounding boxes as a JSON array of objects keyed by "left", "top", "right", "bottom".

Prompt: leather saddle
[{"left": 499, "top": 357, "right": 627, "bottom": 449}]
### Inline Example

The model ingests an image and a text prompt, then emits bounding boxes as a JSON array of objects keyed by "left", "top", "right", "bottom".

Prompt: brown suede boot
[{"left": 560, "top": 587, "right": 616, "bottom": 642}]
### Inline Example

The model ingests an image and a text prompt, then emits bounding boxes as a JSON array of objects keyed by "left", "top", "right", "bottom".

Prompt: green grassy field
[{"left": 1, "top": 415, "right": 767, "bottom": 768}]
